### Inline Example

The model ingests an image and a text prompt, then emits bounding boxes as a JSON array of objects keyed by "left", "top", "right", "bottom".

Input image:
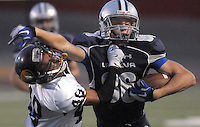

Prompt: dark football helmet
[{"left": 15, "top": 43, "right": 67, "bottom": 84}]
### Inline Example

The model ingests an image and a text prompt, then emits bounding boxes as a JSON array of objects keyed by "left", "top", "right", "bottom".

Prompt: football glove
[
  {"left": 128, "top": 79, "right": 154, "bottom": 102},
  {"left": 8, "top": 24, "right": 36, "bottom": 50},
  {"left": 107, "top": 44, "right": 124, "bottom": 68}
]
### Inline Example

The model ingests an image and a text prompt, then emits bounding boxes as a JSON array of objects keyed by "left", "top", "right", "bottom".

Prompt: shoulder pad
[
  {"left": 137, "top": 34, "right": 165, "bottom": 52},
  {"left": 151, "top": 37, "right": 166, "bottom": 52},
  {"left": 136, "top": 35, "right": 155, "bottom": 42},
  {"left": 60, "top": 33, "right": 74, "bottom": 43},
  {"left": 73, "top": 31, "right": 103, "bottom": 48}
]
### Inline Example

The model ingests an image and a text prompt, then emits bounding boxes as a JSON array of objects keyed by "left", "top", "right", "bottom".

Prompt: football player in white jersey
[
  {"left": 14, "top": 42, "right": 123, "bottom": 127},
  {"left": 9, "top": 0, "right": 196, "bottom": 126},
  {"left": 9, "top": 2, "right": 79, "bottom": 92}
]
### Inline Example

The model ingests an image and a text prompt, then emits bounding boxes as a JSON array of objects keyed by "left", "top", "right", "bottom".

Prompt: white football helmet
[
  {"left": 29, "top": 2, "right": 59, "bottom": 33},
  {"left": 99, "top": 0, "right": 139, "bottom": 43}
]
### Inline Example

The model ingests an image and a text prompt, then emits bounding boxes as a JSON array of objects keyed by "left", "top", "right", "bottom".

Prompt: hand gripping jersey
[
  {"left": 73, "top": 31, "right": 168, "bottom": 126},
  {"left": 26, "top": 73, "right": 86, "bottom": 127}
]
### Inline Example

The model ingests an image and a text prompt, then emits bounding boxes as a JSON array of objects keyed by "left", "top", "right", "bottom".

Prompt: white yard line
[{"left": 165, "top": 116, "right": 200, "bottom": 127}]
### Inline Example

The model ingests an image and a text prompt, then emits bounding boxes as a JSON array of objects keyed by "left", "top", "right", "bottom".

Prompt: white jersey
[{"left": 26, "top": 74, "right": 86, "bottom": 127}]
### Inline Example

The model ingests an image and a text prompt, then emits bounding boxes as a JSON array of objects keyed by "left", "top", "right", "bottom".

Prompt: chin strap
[
  {"left": 47, "top": 60, "right": 67, "bottom": 76},
  {"left": 36, "top": 57, "right": 68, "bottom": 84},
  {"left": 46, "top": 52, "right": 68, "bottom": 76}
]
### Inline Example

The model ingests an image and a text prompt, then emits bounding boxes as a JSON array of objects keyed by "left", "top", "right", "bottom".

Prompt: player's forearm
[
  {"left": 84, "top": 89, "right": 100, "bottom": 105},
  {"left": 153, "top": 70, "right": 196, "bottom": 100},
  {"left": 35, "top": 28, "right": 68, "bottom": 51},
  {"left": 35, "top": 28, "right": 85, "bottom": 62}
]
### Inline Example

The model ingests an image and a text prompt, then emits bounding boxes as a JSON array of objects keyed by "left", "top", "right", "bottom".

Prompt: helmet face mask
[
  {"left": 15, "top": 43, "right": 66, "bottom": 84},
  {"left": 36, "top": 18, "right": 54, "bottom": 32},
  {"left": 103, "top": 15, "right": 139, "bottom": 42},
  {"left": 29, "top": 2, "right": 59, "bottom": 33},
  {"left": 99, "top": 0, "right": 139, "bottom": 44}
]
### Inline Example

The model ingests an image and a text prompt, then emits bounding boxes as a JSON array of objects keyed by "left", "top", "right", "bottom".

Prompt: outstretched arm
[
  {"left": 9, "top": 25, "right": 85, "bottom": 62},
  {"left": 35, "top": 28, "right": 85, "bottom": 62}
]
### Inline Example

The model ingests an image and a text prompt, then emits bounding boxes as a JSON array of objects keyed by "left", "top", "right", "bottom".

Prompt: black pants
[
  {"left": 125, "top": 114, "right": 150, "bottom": 127},
  {"left": 97, "top": 113, "right": 151, "bottom": 127}
]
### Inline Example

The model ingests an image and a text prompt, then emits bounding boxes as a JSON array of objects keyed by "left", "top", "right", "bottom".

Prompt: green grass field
[{"left": 0, "top": 85, "right": 199, "bottom": 127}]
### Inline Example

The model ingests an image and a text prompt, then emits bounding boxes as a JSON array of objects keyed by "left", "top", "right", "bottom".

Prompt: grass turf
[{"left": 0, "top": 85, "right": 199, "bottom": 127}]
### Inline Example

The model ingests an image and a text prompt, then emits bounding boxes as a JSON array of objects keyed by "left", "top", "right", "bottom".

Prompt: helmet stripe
[
  {"left": 38, "top": 3, "right": 42, "bottom": 14},
  {"left": 120, "top": 0, "right": 126, "bottom": 11},
  {"left": 117, "top": 0, "right": 122, "bottom": 10},
  {"left": 124, "top": 0, "right": 128, "bottom": 11},
  {"left": 39, "top": 3, "right": 44, "bottom": 14},
  {"left": 118, "top": 0, "right": 128, "bottom": 11},
  {"left": 39, "top": 3, "right": 47, "bottom": 15},
  {"left": 43, "top": 3, "right": 47, "bottom": 14}
]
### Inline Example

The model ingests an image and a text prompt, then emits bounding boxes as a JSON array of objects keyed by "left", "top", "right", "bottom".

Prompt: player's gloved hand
[
  {"left": 8, "top": 24, "right": 36, "bottom": 50},
  {"left": 128, "top": 79, "right": 154, "bottom": 102},
  {"left": 107, "top": 44, "right": 125, "bottom": 68}
]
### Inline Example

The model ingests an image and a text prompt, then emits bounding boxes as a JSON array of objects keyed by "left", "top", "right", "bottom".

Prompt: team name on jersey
[
  {"left": 101, "top": 54, "right": 136, "bottom": 68},
  {"left": 101, "top": 62, "right": 136, "bottom": 68}
]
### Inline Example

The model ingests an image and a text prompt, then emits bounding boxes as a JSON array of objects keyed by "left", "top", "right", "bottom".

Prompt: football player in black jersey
[
  {"left": 8, "top": 0, "right": 196, "bottom": 127},
  {"left": 9, "top": 2, "right": 80, "bottom": 92}
]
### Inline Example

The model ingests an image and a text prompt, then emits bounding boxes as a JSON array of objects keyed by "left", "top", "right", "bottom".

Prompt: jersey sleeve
[
  {"left": 72, "top": 34, "right": 91, "bottom": 48},
  {"left": 72, "top": 32, "right": 102, "bottom": 65},
  {"left": 73, "top": 32, "right": 102, "bottom": 52},
  {"left": 72, "top": 34, "right": 90, "bottom": 64},
  {"left": 151, "top": 57, "right": 168, "bottom": 71},
  {"left": 149, "top": 37, "right": 168, "bottom": 70}
]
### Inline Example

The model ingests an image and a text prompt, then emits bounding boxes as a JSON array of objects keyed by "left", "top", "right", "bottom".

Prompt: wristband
[{"left": 27, "top": 26, "right": 36, "bottom": 37}]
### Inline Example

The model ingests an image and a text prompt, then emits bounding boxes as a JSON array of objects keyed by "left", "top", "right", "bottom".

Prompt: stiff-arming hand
[
  {"left": 128, "top": 79, "right": 154, "bottom": 102},
  {"left": 8, "top": 24, "right": 36, "bottom": 50},
  {"left": 107, "top": 44, "right": 125, "bottom": 68}
]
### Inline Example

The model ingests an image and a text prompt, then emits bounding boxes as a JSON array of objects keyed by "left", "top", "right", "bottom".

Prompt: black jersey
[{"left": 73, "top": 31, "right": 167, "bottom": 126}]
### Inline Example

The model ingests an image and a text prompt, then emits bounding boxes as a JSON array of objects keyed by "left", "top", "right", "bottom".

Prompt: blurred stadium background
[{"left": 0, "top": 0, "right": 199, "bottom": 127}]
